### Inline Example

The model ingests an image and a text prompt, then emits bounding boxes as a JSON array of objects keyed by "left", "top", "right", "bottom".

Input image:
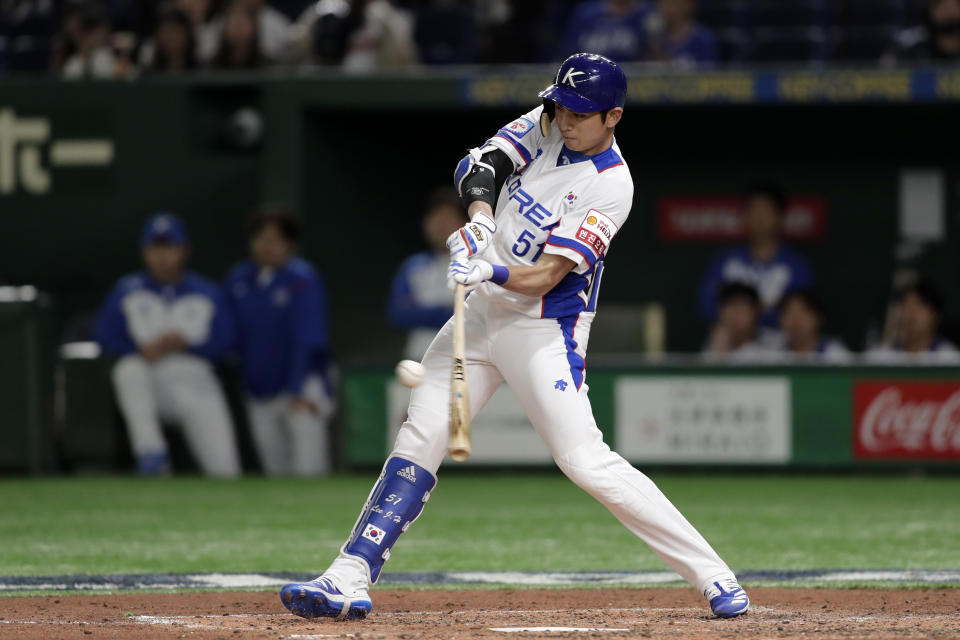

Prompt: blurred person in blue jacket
[
  {"left": 387, "top": 188, "right": 466, "bottom": 360},
  {"left": 557, "top": 0, "right": 651, "bottom": 61},
  {"left": 225, "top": 205, "right": 334, "bottom": 476},
  {"left": 645, "top": 0, "right": 717, "bottom": 68},
  {"left": 698, "top": 184, "right": 813, "bottom": 329},
  {"left": 94, "top": 213, "right": 240, "bottom": 477}
]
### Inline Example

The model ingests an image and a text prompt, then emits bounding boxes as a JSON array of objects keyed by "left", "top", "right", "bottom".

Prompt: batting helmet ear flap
[{"left": 540, "top": 98, "right": 555, "bottom": 137}]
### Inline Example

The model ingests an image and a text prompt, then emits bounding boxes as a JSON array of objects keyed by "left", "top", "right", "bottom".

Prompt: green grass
[{"left": 1, "top": 473, "right": 959, "bottom": 577}]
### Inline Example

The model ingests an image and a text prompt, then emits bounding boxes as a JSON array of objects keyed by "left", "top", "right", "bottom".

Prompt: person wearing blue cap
[
  {"left": 279, "top": 53, "right": 748, "bottom": 622},
  {"left": 94, "top": 213, "right": 241, "bottom": 477}
]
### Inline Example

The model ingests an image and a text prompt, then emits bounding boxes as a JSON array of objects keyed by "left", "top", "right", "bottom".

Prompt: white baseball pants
[
  {"left": 111, "top": 353, "right": 241, "bottom": 477},
  {"left": 246, "top": 375, "right": 332, "bottom": 476},
  {"left": 391, "top": 293, "right": 735, "bottom": 593}
]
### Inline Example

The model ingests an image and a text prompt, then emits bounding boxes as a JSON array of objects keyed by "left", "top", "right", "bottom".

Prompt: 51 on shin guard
[{"left": 342, "top": 457, "right": 437, "bottom": 583}]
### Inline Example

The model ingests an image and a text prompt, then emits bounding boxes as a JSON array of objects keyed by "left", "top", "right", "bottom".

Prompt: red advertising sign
[
  {"left": 657, "top": 196, "right": 827, "bottom": 242},
  {"left": 853, "top": 382, "right": 960, "bottom": 460}
]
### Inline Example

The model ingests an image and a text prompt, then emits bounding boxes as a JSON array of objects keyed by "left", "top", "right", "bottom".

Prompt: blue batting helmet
[{"left": 539, "top": 53, "right": 627, "bottom": 113}]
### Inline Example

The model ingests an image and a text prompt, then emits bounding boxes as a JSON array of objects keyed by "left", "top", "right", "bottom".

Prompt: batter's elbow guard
[{"left": 454, "top": 147, "right": 497, "bottom": 210}]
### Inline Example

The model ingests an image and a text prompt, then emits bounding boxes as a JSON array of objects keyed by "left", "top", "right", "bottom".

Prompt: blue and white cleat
[
  {"left": 280, "top": 577, "right": 372, "bottom": 620},
  {"left": 704, "top": 577, "right": 750, "bottom": 618}
]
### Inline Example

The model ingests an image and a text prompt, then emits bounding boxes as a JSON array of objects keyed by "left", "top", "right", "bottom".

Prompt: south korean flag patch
[
  {"left": 362, "top": 524, "right": 386, "bottom": 545},
  {"left": 502, "top": 117, "right": 535, "bottom": 140},
  {"left": 576, "top": 209, "right": 618, "bottom": 258}
]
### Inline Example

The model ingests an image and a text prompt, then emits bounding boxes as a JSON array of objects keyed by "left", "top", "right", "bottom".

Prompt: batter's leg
[
  {"left": 157, "top": 354, "right": 241, "bottom": 477},
  {"left": 281, "top": 294, "right": 504, "bottom": 620},
  {"left": 111, "top": 354, "right": 169, "bottom": 474},
  {"left": 247, "top": 395, "right": 290, "bottom": 475},
  {"left": 390, "top": 307, "right": 505, "bottom": 473},
  {"left": 492, "top": 312, "right": 747, "bottom": 617}
]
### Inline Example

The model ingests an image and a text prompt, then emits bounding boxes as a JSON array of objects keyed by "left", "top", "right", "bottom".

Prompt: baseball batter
[{"left": 281, "top": 53, "right": 749, "bottom": 620}]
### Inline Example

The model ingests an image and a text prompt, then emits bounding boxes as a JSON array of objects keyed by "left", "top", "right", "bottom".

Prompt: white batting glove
[
  {"left": 446, "top": 213, "right": 497, "bottom": 259},
  {"left": 447, "top": 258, "right": 494, "bottom": 292}
]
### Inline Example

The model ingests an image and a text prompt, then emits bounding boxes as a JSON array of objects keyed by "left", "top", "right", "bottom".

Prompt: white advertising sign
[
  {"left": 387, "top": 382, "right": 553, "bottom": 464},
  {"left": 615, "top": 377, "right": 791, "bottom": 463}
]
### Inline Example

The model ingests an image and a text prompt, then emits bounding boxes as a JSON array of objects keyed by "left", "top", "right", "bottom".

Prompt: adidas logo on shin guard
[{"left": 396, "top": 465, "right": 416, "bottom": 482}]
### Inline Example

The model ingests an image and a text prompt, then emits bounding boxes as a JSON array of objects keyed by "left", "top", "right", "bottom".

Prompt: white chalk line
[
  {"left": 5, "top": 569, "right": 960, "bottom": 592},
  {"left": 489, "top": 627, "right": 631, "bottom": 633}
]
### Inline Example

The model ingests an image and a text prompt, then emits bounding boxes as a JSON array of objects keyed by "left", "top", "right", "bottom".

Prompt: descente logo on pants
[{"left": 397, "top": 466, "right": 416, "bottom": 482}]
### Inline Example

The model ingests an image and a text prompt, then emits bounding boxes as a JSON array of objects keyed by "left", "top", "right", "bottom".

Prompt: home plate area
[{"left": 3, "top": 588, "right": 960, "bottom": 640}]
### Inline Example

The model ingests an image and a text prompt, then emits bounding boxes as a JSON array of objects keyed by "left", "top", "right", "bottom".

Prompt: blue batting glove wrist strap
[{"left": 490, "top": 265, "right": 509, "bottom": 285}]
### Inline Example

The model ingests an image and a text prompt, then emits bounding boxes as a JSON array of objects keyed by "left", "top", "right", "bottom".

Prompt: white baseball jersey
[
  {"left": 324, "top": 104, "right": 740, "bottom": 600},
  {"left": 476, "top": 104, "right": 634, "bottom": 318}
]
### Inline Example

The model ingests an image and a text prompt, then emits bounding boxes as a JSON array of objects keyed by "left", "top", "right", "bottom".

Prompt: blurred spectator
[
  {"left": 775, "top": 289, "right": 851, "bottom": 364},
  {"left": 645, "top": 0, "right": 717, "bottom": 68},
  {"left": 388, "top": 187, "right": 466, "bottom": 360},
  {"left": 698, "top": 184, "right": 813, "bottom": 329},
  {"left": 210, "top": 0, "right": 264, "bottom": 69},
  {"left": 866, "top": 281, "right": 960, "bottom": 364},
  {"left": 0, "top": 0, "right": 60, "bottom": 72},
  {"left": 199, "top": 0, "right": 290, "bottom": 65},
  {"left": 413, "top": 0, "right": 477, "bottom": 64},
  {"left": 556, "top": 0, "right": 651, "bottom": 62},
  {"left": 702, "top": 282, "right": 779, "bottom": 362},
  {"left": 476, "top": 0, "right": 550, "bottom": 63},
  {"left": 178, "top": 0, "right": 216, "bottom": 36},
  {"left": 56, "top": 0, "right": 120, "bottom": 78},
  {"left": 103, "top": 0, "right": 153, "bottom": 38},
  {"left": 268, "top": 0, "right": 315, "bottom": 21},
  {"left": 94, "top": 213, "right": 241, "bottom": 476},
  {"left": 51, "top": 0, "right": 91, "bottom": 71},
  {"left": 225, "top": 205, "right": 334, "bottom": 476},
  {"left": 888, "top": 0, "right": 960, "bottom": 63},
  {"left": 138, "top": 3, "right": 197, "bottom": 73},
  {"left": 285, "top": 0, "right": 361, "bottom": 65},
  {"left": 286, "top": 0, "right": 417, "bottom": 69}
]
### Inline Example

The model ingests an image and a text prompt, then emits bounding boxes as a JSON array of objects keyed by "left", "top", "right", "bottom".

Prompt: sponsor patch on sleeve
[
  {"left": 575, "top": 209, "right": 618, "bottom": 257},
  {"left": 501, "top": 117, "right": 535, "bottom": 140}
]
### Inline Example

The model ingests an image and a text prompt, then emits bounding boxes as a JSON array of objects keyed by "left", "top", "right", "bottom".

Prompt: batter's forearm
[
  {"left": 448, "top": 251, "right": 575, "bottom": 297},
  {"left": 467, "top": 201, "right": 494, "bottom": 220},
  {"left": 498, "top": 255, "right": 577, "bottom": 297},
  {"left": 498, "top": 265, "right": 557, "bottom": 297}
]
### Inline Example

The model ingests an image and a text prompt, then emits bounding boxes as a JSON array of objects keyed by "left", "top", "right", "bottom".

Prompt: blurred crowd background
[{"left": 2, "top": 0, "right": 959, "bottom": 77}]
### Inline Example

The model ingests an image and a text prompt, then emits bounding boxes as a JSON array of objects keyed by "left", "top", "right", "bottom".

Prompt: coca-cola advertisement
[{"left": 853, "top": 382, "right": 960, "bottom": 460}]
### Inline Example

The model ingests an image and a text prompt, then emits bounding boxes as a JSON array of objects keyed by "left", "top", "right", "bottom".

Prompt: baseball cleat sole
[{"left": 280, "top": 582, "right": 372, "bottom": 620}]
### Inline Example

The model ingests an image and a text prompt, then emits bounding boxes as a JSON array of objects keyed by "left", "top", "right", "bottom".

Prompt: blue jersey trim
[
  {"left": 556, "top": 145, "right": 593, "bottom": 167},
  {"left": 586, "top": 260, "right": 604, "bottom": 313},
  {"left": 494, "top": 132, "right": 533, "bottom": 167},
  {"left": 557, "top": 315, "right": 585, "bottom": 390},
  {"left": 555, "top": 144, "right": 623, "bottom": 173},
  {"left": 546, "top": 236, "right": 597, "bottom": 266},
  {"left": 591, "top": 146, "right": 624, "bottom": 173},
  {"left": 540, "top": 267, "right": 595, "bottom": 318}
]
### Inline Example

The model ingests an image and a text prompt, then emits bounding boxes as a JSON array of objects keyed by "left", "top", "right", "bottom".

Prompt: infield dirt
[{"left": 1, "top": 588, "right": 958, "bottom": 639}]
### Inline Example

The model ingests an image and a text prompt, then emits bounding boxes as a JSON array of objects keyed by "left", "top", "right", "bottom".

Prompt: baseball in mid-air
[{"left": 395, "top": 360, "right": 426, "bottom": 388}]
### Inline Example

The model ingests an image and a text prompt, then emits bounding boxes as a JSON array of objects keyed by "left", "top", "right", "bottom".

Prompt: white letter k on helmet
[{"left": 561, "top": 68, "right": 586, "bottom": 88}]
